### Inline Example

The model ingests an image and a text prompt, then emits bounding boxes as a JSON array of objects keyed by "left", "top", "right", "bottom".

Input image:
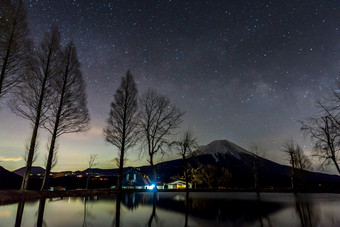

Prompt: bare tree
[
  {"left": 301, "top": 115, "right": 340, "bottom": 174},
  {"left": 282, "top": 140, "right": 311, "bottom": 190},
  {"left": 294, "top": 144, "right": 312, "bottom": 173},
  {"left": 40, "top": 42, "right": 90, "bottom": 191},
  {"left": 300, "top": 83, "right": 340, "bottom": 174},
  {"left": 104, "top": 70, "right": 138, "bottom": 190},
  {"left": 248, "top": 143, "right": 266, "bottom": 191},
  {"left": 170, "top": 130, "right": 197, "bottom": 190},
  {"left": 0, "top": 0, "right": 31, "bottom": 98},
  {"left": 139, "top": 89, "right": 184, "bottom": 183},
  {"left": 282, "top": 139, "right": 297, "bottom": 190},
  {"left": 10, "top": 27, "right": 61, "bottom": 190},
  {"left": 86, "top": 154, "right": 98, "bottom": 190}
]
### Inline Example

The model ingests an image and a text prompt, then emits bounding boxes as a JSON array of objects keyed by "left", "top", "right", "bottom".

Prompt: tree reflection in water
[
  {"left": 112, "top": 192, "right": 122, "bottom": 227},
  {"left": 148, "top": 191, "right": 158, "bottom": 227},
  {"left": 294, "top": 194, "right": 319, "bottom": 227},
  {"left": 83, "top": 197, "right": 96, "bottom": 227},
  {"left": 15, "top": 202, "right": 25, "bottom": 227},
  {"left": 37, "top": 199, "right": 46, "bottom": 227},
  {"left": 12, "top": 192, "right": 338, "bottom": 226}
]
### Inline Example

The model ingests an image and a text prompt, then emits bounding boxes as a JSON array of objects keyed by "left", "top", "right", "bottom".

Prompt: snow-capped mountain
[{"left": 195, "top": 139, "right": 255, "bottom": 162}]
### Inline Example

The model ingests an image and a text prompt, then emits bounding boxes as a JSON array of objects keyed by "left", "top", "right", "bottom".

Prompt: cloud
[{"left": 0, "top": 156, "right": 23, "bottom": 162}]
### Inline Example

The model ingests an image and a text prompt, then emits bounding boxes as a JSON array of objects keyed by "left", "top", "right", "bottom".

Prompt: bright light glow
[{"left": 147, "top": 184, "right": 155, "bottom": 190}]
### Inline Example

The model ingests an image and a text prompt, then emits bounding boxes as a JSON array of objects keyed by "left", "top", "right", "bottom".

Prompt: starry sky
[{"left": 0, "top": 0, "right": 339, "bottom": 173}]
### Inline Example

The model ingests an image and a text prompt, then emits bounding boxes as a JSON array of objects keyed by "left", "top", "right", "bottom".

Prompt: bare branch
[{"left": 138, "top": 89, "right": 184, "bottom": 181}]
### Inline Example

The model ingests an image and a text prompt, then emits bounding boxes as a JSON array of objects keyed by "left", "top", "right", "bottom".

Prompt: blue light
[{"left": 148, "top": 184, "right": 155, "bottom": 190}]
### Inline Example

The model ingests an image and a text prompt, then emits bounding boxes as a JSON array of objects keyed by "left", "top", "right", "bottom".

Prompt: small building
[
  {"left": 49, "top": 186, "right": 66, "bottom": 191},
  {"left": 166, "top": 180, "right": 192, "bottom": 189},
  {"left": 122, "top": 168, "right": 150, "bottom": 189}
]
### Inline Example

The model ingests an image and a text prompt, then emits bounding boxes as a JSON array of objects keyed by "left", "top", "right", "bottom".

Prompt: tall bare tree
[
  {"left": 170, "top": 130, "right": 197, "bottom": 190},
  {"left": 40, "top": 42, "right": 90, "bottom": 190},
  {"left": 139, "top": 89, "right": 183, "bottom": 183},
  {"left": 104, "top": 71, "right": 138, "bottom": 190},
  {"left": 0, "top": 0, "right": 31, "bottom": 98},
  {"left": 10, "top": 27, "right": 61, "bottom": 190}
]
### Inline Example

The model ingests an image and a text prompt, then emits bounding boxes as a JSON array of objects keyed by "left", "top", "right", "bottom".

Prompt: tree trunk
[
  {"left": 290, "top": 152, "right": 296, "bottom": 192},
  {"left": 21, "top": 43, "right": 52, "bottom": 190},
  {"left": 116, "top": 147, "right": 125, "bottom": 190},
  {"left": 41, "top": 50, "right": 70, "bottom": 191},
  {"left": 21, "top": 122, "right": 39, "bottom": 190},
  {"left": 40, "top": 133, "right": 56, "bottom": 191},
  {"left": 86, "top": 170, "right": 91, "bottom": 189},
  {"left": 184, "top": 157, "right": 189, "bottom": 191},
  {"left": 150, "top": 157, "right": 157, "bottom": 184},
  {"left": 332, "top": 157, "right": 340, "bottom": 175}
]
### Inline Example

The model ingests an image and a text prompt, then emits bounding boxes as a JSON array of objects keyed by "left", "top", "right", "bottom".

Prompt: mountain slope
[
  {"left": 0, "top": 166, "right": 22, "bottom": 189},
  {"left": 13, "top": 166, "right": 46, "bottom": 176},
  {"left": 144, "top": 139, "right": 340, "bottom": 189}
]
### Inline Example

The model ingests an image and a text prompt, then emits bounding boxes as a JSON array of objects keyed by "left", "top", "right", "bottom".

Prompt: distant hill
[
  {"left": 0, "top": 166, "right": 22, "bottom": 189},
  {"left": 13, "top": 166, "right": 46, "bottom": 177}
]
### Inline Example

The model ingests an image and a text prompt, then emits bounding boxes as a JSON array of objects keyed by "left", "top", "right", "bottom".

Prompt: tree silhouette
[
  {"left": 10, "top": 26, "right": 61, "bottom": 190},
  {"left": 139, "top": 89, "right": 183, "bottom": 183},
  {"left": 248, "top": 143, "right": 267, "bottom": 192},
  {"left": 86, "top": 154, "right": 98, "bottom": 190},
  {"left": 170, "top": 130, "right": 197, "bottom": 190},
  {"left": 104, "top": 70, "right": 138, "bottom": 190},
  {"left": 41, "top": 42, "right": 90, "bottom": 190},
  {"left": 301, "top": 86, "right": 340, "bottom": 174},
  {"left": 0, "top": 0, "right": 31, "bottom": 98},
  {"left": 282, "top": 140, "right": 297, "bottom": 190},
  {"left": 301, "top": 115, "right": 340, "bottom": 174},
  {"left": 282, "top": 140, "right": 311, "bottom": 190}
]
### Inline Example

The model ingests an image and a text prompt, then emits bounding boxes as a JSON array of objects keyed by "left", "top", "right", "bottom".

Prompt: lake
[{"left": 1, "top": 192, "right": 340, "bottom": 226}]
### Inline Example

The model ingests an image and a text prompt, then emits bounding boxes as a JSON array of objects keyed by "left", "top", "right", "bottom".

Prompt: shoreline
[{"left": 0, "top": 188, "right": 338, "bottom": 205}]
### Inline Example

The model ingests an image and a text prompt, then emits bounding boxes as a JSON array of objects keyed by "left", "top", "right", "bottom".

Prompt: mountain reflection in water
[{"left": 2, "top": 192, "right": 340, "bottom": 226}]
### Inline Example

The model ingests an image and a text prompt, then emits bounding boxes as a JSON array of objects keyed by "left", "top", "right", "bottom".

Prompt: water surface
[{"left": 1, "top": 192, "right": 340, "bottom": 226}]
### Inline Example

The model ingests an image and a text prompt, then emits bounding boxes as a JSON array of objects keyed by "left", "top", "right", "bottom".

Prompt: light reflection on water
[{"left": 0, "top": 192, "right": 340, "bottom": 226}]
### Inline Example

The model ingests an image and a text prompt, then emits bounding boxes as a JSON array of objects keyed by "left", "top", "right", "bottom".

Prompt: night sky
[{"left": 0, "top": 0, "right": 339, "bottom": 172}]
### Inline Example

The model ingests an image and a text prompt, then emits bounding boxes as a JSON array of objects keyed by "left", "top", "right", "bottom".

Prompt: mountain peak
[{"left": 196, "top": 139, "right": 252, "bottom": 161}]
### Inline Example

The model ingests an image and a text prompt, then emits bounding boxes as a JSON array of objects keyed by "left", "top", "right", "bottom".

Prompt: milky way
[{"left": 0, "top": 0, "right": 339, "bottom": 172}]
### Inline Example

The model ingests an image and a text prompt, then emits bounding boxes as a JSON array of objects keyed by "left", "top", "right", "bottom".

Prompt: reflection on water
[{"left": 1, "top": 192, "right": 340, "bottom": 226}]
